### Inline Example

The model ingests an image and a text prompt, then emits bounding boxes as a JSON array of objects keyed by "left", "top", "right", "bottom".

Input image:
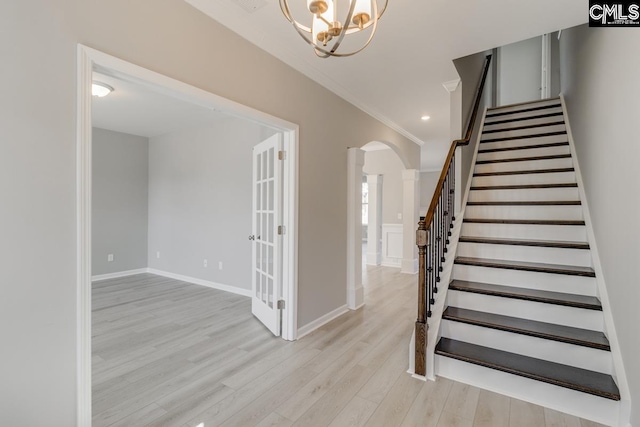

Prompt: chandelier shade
[{"left": 280, "top": 0, "right": 388, "bottom": 58}]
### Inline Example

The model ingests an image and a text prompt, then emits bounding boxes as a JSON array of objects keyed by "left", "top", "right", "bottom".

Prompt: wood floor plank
[
  {"left": 472, "top": 390, "right": 510, "bottom": 427},
  {"left": 437, "top": 411, "right": 474, "bottom": 427},
  {"left": 363, "top": 371, "right": 424, "bottom": 427},
  {"left": 543, "top": 407, "right": 582, "bottom": 427},
  {"left": 443, "top": 381, "right": 481, "bottom": 421},
  {"left": 509, "top": 399, "right": 546, "bottom": 427},
  {"left": 327, "top": 396, "right": 378, "bottom": 427},
  {"left": 256, "top": 412, "right": 295, "bottom": 427},
  {"left": 400, "top": 376, "right": 453, "bottom": 427}
]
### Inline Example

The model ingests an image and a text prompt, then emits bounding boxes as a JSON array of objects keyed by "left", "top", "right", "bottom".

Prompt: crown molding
[{"left": 442, "top": 79, "right": 461, "bottom": 93}]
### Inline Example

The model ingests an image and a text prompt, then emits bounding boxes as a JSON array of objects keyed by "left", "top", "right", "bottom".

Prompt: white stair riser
[
  {"left": 481, "top": 125, "right": 566, "bottom": 142},
  {"left": 464, "top": 205, "right": 583, "bottom": 221},
  {"left": 468, "top": 187, "right": 580, "bottom": 203},
  {"left": 477, "top": 145, "right": 570, "bottom": 162},
  {"left": 483, "top": 115, "right": 565, "bottom": 132},
  {"left": 440, "top": 320, "right": 611, "bottom": 374},
  {"left": 447, "top": 290, "right": 603, "bottom": 331},
  {"left": 479, "top": 134, "right": 568, "bottom": 151},
  {"left": 457, "top": 242, "right": 592, "bottom": 267},
  {"left": 475, "top": 158, "right": 574, "bottom": 174},
  {"left": 435, "top": 356, "right": 620, "bottom": 426},
  {"left": 452, "top": 264, "right": 597, "bottom": 296},
  {"left": 461, "top": 223, "right": 587, "bottom": 242},
  {"left": 484, "top": 106, "right": 564, "bottom": 123},
  {"left": 471, "top": 171, "right": 576, "bottom": 187}
]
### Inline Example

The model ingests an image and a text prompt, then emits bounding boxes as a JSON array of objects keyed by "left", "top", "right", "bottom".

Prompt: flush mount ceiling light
[
  {"left": 421, "top": 115, "right": 430, "bottom": 121},
  {"left": 92, "top": 82, "right": 114, "bottom": 97},
  {"left": 280, "top": 0, "right": 388, "bottom": 58}
]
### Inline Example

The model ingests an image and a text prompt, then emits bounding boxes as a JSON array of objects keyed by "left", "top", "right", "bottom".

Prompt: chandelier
[{"left": 279, "top": 0, "right": 388, "bottom": 58}]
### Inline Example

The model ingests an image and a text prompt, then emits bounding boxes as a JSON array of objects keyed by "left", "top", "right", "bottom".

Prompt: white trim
[
  {"left": 296, "top": 304, "right": 350, "bottom": 339},
  {"left": 442, "top": 79, "right": 461, "bottom": 93},
  {"left": 76, "top": 44, "right": 92, "bottom": 427},
  {"left": 347, "top": 148, "right": 365, "bottom": 310},
  {"left": 560, "top": 94, "right": 631, "bottom": 425},
  {"left": 401, "top": 169, "right": 420, "bottom": 274},
  {"left": 77, "top": 45, "right": 300, "bottom": 420},
  {"left": 91, "top": 268, "right": 148, "bottom": 282},
  {"left": 147, "top": 268, "right": 252, "bottom": 297}
]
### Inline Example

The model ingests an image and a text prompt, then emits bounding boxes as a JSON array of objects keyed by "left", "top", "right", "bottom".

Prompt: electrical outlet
[
  {"left": 218, "top": 261, "right": 223, "bottom": 270},
  {"left": 107, "top": 254, "right": 114, "bottom": 262},
  {"left": 156, "top": 251, "right": 160, "bottom": 259},
  {"left": 203, "top": 259, "right": 208, "bottom": 268},
  {"left": 397, "top": 213, "right": 403, "bottom": 220}
]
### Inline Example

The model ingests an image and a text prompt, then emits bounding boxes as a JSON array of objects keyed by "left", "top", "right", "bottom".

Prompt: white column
[
  {"left": 347, "top": 148, "right": 365, "bottom": 310},
  {"left": 401, "top": 169, "right": 420, "bottom": 274},
  {"left": 366, "top": 174, "right": 382, "bottom": 266}
]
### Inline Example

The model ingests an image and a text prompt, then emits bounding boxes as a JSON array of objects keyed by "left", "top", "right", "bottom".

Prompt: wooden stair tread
[
  {"left": 459, "top": 236, "right": 589, "bottom": 249},
  {"left": 484, "top": 111, "right": 564, "bottom": 127},
  {"left": 482, "top": 121, "right": 565, "bottom": 134},
  {"left": 463, "top": 218, "right": 585, "bottom": 226},
  {"left": 435, "top": 338, "right": 620, "bottom": 400},
  {"left": 470, "top": 183, "right": 577, "bottom": 190},
  {"left": 482, "top": 131, "right": 567, "bottom": 144},
  {"left": 442, "top": 307, "right": 609, "bottom": 350},
  {"left": 466, "top": 200, "right": 581, "bottom": 206},
  {"left": 464, "top": 218, "right": 585, "bottom": 225},
  {"left": 485, "top": 103, "right": 562, "bottom": 119},
  {"left": 474, "top": 167, "right": 574, "bottom": 177},
  {"left": 449, "top": 280, "right": 602, "bottom": 310},
  {"left": 478, "top": 142, "right": 569, "bottom": 154},
  {"left": 476, "top": 154, "right": 571, "bottom": 164},
  {"left": 454, "top": 257, "right": 596, "bottom": 277}
]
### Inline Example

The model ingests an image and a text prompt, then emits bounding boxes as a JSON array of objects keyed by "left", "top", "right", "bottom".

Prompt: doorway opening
[{"left": 77, "top": 45, "right": 298, "bottom": 424}]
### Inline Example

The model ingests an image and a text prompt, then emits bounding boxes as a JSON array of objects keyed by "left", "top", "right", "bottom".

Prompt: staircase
[{"left": 434, "top": 98, "right": 623, "bottom": 424}]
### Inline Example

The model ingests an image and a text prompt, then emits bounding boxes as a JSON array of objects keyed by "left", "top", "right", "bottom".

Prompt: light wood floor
[{"left": 92, "top": 267, "right": 606, "bottom": 427}]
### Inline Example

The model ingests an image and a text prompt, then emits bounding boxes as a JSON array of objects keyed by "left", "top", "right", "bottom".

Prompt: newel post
[{"left": 415, "top": 219, "right": 428, "bottom": 376}]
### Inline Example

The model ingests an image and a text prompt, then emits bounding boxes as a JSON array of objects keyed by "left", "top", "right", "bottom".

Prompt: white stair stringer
[{"left": 435, "top": 355, "right": 621, "bottom": 426}]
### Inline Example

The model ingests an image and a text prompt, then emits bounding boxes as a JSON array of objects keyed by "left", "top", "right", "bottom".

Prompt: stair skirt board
[
  {"left": 452, "top": 264, "right": 597, "bottom": 296},
  {"left": 467, "top": 187, "right": 581, "bottom": 203},
  {"left": 461, "top": 222, "right": 588, "bottom": 242},
  {"left": 456, "top": 242, "right": 592, "bottom": 267},
  {"left": 447, "top": 290, "right": 603, "bottom": 331},
  {"left": 440, "top": 320, "right": 612, "bottom": 374},
  {"left": 471, "top": 171, "right": 577, "bottom": 187},
  {"left": 435, "top": 355, "right": 620, "bottom": 426},
  {"left": 476, "top": 144, "right": 570, "bottom": 161},
  {"left": 474, "top": 158, "right": 574, "bottom": 174}
]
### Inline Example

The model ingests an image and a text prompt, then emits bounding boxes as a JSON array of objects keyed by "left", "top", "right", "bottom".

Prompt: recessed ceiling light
[
  {"left": 92, "top": 82, "right": 114, "bottom": 97},
  {"left": 421, "top": 115, "right": 430, "bottom": 121}
]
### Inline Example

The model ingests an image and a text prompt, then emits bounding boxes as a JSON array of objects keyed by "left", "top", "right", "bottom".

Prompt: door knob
[{"left": 249, "top": 235, "right": 255, "bottom": 241}]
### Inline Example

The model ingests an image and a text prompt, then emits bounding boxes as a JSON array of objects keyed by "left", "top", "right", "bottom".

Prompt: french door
[{"left": 251, "top": 133, "right": 283, "bottom": 336}]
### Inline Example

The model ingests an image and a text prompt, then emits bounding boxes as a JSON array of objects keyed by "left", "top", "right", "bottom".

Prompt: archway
[{"left": 347, "top": 141, "right": 420, "bottom": 310}]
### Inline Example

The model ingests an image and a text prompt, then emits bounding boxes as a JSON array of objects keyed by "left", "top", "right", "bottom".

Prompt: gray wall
[
  {"left": 560, "top": 24, "right": 640, "bottom": 425},
  {"left": 419, "top": 171, "right": 440, "bottom": 212},
  {"left": 0, "top": 2, "right": 419, "bottom": 424},
  {"left": 453, "top": 52, "right": 494, "bottom": 197},
  {"left": 363, "top": 149, "right": 404, "bottom": 225},
  {"left": 497, "top": 36, "right": 542, "bottom": 106},
  {"left": 92, "top": 128, "right": 149, "bottom": 276},
  {"left": 148, "top": 118, "right": 269, "bottom": 291}
]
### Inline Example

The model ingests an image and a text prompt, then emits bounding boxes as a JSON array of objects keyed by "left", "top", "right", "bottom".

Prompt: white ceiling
[
  {"left": 92, "top": 71, "right": 225, "bottom": 138},
  {"left": 185, "top": 0, "right": 586, "bottom": 170}
]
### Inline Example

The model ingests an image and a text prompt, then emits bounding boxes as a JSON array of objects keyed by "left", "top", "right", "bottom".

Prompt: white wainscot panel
[{"left": 381, "top": 224, "right": 403, "bottom": 268}]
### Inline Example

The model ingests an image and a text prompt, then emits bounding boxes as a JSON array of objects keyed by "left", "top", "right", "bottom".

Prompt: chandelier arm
[
  {"left": 328, "top": 0, "right": 359, "bottom": 55},
  {"left": 324, "top": 0, "right": 379, "bottom": 57}
]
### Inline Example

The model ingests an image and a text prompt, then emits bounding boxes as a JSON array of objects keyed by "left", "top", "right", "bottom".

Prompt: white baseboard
[
  {"left": 297, "top": 304, "right": 349, "bottom": 339},
  {"left": 147, "top": 268, "right": 252, "bottom": 297},
  {"left": 91, "top": 268, "right": 148, "bottom": 282}
]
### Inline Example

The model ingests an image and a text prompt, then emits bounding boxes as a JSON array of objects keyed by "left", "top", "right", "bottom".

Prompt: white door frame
[{"left": 76, "top": 44, "right": 299, "bottom": 426}]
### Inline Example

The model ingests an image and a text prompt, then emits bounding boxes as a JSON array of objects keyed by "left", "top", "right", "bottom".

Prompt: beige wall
[
  {"left": 560, "top": 24, "right": 640, "bottom": 425},
  {"left": 0, "top": 1, "right": 419, "bottom": 424}
]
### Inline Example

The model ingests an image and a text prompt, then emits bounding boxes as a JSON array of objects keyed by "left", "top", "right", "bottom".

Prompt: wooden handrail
[{"left": 414, "top": 54, "right": 492, "bottom": 377}]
